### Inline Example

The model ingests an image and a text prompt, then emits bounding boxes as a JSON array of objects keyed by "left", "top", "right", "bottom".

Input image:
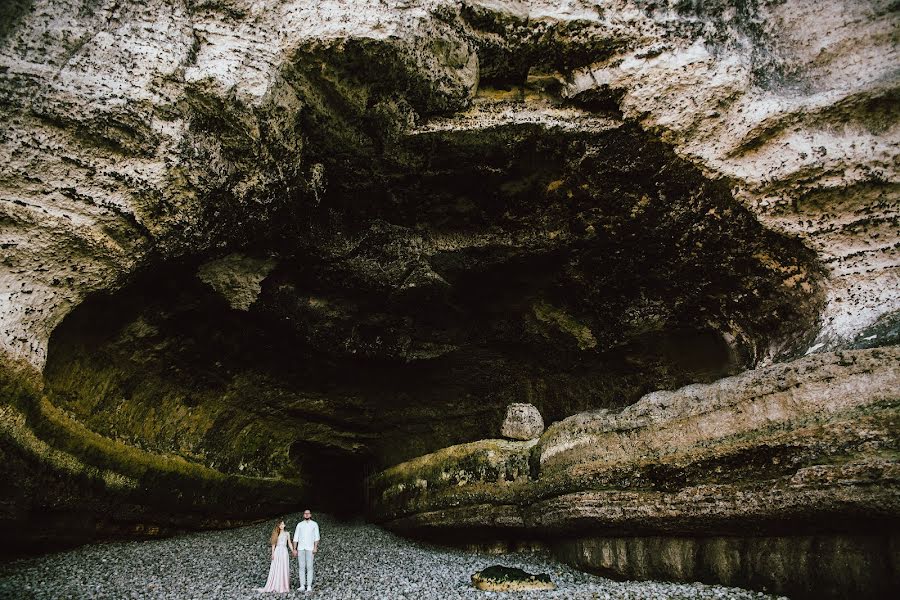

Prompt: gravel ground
[{"left": 0, "top": 513, "right": 787, "bottom": 599}]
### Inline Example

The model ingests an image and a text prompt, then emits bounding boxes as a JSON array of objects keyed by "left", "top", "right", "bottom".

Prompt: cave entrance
[
  {"left": 289, "top": 441, "right": 374, "bottom": 518},
  {"left": 38, "top": 103, "right": 827, "bottom": 531}
]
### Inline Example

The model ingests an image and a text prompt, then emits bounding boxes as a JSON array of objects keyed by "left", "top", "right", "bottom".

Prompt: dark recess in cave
[
  {"left": 289, "top": 441, "right": 374, "bottom": 517},
  {"left": 37, "top": 110, "right": 827, "bottom": 522}
]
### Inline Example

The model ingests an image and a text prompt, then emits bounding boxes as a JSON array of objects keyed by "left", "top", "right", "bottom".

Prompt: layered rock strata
[
  {"left": 0, "top": 361, "right": 304, "bottom": 552},
  {"left": 369, "top": 347, "right": 900, "bottom": 598},
  {"left": 2, "top": 1, "right": 895, "bottom": 373}
]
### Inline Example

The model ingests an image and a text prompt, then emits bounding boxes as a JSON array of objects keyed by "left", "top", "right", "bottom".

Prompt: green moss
[
  {"left": 2, "top": 354, "right": 304, "bottom": 526},
  {"left": 45, "top": 347, "right": 297, "bottom": 480},
  {"left": 369, "top": 438, "right": 536, "bottom": 518},
  {"left": 1, "top": 403, "right": 139, "bottom": 493},
  {"left": 373, "top": 439, "right": 534, "bottom": 487},
  {"left": 0, "top": 356, "right": 44, "bottom": 411},
  {"left": 29, "top": 395, "right": 303, "bottom": 503},
  {"left": 531, "top": 300, "right": 597, "bottom": 350},
  {"left": 476, "top": 565, "right": 552, "bottom": 584}
]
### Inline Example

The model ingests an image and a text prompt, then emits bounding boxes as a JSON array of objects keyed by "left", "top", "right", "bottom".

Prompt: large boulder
[{"left": 501, "top": 403, "right": 545, "bottom": 440}]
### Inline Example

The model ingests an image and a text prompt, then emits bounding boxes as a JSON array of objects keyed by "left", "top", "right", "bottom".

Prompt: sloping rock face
[
  {"left": 370, "top": 348, "right": 900, "bottom": 598},
  {"left": 0, "top": 0, "right": 896, "bottom": 591}
]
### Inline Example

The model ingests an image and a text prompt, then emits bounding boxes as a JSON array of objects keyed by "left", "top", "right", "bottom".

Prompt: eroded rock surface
[
  {"left": 2, "top": 0, "right": 894, "bottom": 372},
  {"left": 196, "top": 253, "right": 277, "bottom": 310},
  {"left": 370, "top": 348, "right": 900, "bottom": 598}
]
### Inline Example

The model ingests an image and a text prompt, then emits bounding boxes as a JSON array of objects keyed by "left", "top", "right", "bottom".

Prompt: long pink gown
[{"left": 261, "top": 531, "right": 291, "bottom": 593}]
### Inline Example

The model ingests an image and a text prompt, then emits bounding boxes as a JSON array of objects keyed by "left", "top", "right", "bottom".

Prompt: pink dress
[{"left": 261, "top": 531, "right": 291, "bottom": 593}]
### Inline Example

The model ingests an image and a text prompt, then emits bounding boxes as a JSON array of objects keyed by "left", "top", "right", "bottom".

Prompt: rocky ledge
[{"left": 370, "top": 347, "right": 900, "bottom": 598}]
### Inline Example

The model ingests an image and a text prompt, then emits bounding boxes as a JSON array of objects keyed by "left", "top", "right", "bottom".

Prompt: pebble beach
[{"left": 0, "top": 513, "right": 786, "bottom": 599}]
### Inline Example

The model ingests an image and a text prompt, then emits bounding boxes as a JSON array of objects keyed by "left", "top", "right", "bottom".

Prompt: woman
[{"left": 260, "top": 519, "right": 295, "bottom": 593}]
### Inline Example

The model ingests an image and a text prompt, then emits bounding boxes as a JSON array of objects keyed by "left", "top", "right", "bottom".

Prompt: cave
[
  {"left": 1, "top": 1, "right": 897, "bottom": 599},
  {"left": 35, "top": 115, "right": 824, "bottom": 520}
]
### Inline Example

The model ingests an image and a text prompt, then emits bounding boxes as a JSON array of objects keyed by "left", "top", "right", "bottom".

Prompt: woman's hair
[{"left": 270, "top": 520, "right": 284, "bottom": 546}]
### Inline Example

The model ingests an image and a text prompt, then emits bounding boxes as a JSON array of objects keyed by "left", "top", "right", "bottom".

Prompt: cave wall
[
  {"left": 369, "top": 347, "right": 900, "bottom": 598},
  {"left": 29, "top": 108, "right": 832, "bottom": 516},
  {"left": 555, "top": 533, "right": 899, "bottom": 599},
  {"left": 0, "top": 359, "right": 305, "bottom": 554},
  {"left": 1, "top": 1, "right": 895, "bottom": 372}
]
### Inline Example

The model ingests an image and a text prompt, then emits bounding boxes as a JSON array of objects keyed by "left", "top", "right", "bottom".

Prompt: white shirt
[{"left": 293, "top": 519, "right": 320, "bottom": 551}]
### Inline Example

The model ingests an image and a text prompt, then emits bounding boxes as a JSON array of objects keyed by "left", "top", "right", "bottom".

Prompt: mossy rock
[{"left": 471, "top": 565, "right": 555, "bottom": 591}]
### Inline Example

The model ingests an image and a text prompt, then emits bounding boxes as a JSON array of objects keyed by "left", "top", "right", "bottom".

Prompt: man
[{"left": 292, "top": 509, "right": 320, "bottom": 592}]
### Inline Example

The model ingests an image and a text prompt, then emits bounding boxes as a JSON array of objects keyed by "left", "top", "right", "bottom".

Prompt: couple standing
[{"left": 261, "top": 509, "right": 321, "bottom": 594}]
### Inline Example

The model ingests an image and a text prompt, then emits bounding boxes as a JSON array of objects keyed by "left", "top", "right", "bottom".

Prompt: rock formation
[
  {"left": 0, "top": 0, "right": 897, "bottom": 596},
  {"left": 471, "top": 565, "right": 556, "bottom": 591},
  {"left": 370, "top": 348, "right": 899, "bottom": 598},
  {"left": 501, "top": 402, "right": 545, "bottom": 440}
]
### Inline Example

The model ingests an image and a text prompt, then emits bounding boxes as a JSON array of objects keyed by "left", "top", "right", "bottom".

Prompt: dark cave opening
[
  {"left": 36, "top": 112, "right": 827, "bottom": 523},
  {"left": 41, "top": 248, "right": 748, "bottom": 469},
  {"left": 288, "top": 441, "right": 373, "bottom": 518}
]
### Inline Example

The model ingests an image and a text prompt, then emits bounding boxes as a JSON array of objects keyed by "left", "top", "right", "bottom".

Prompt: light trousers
[{"left": 297, "top": 549, "right": 314, "bottom": 588}]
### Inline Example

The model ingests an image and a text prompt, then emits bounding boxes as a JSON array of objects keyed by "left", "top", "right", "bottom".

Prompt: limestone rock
[
  {"left": 500, "top": 403, "right": 545, "bottom": 440},
  {"left": 471, "top": 565, "right": 555, "bottom": 592},
  {"left": 369, "top": 438, "right": 536, "bottom": 524},
  {"left": 555, "top": 533, "right": 898, "bottom": 600},
  {"left": 371, "top": 348, "right": 900, "bottom": 598},
  {"left": 196, "top": 254, "right": 277, "bottom": 311},
  {"left": 373, "top": 348, "right": 900, "bottom": 531},
  {"left": 1, "top": 0, "right": 896, "bottom": 372}
]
